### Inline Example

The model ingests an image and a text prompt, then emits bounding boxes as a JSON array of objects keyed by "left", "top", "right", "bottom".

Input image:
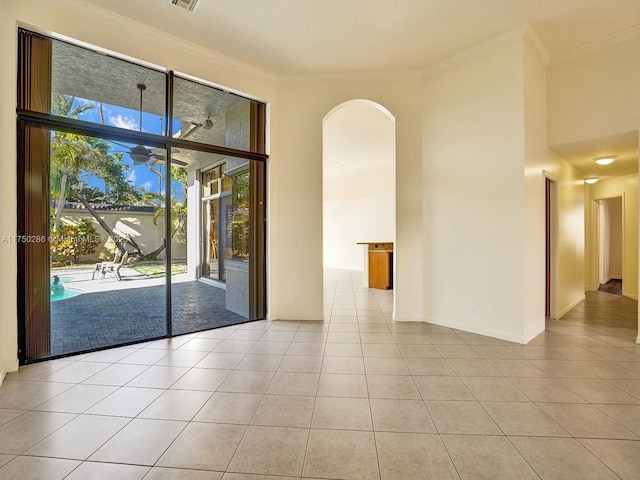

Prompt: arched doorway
[{"left": 322, "top": 99, "right": 396, "bottom": 314}]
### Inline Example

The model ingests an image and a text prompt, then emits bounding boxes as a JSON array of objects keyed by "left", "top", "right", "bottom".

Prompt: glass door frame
[
  {"left": 17, "top": 29, "right": 268, "bottom": 364},
  {"left": 17, "top": 112, "right": 267, "bottom": 364},
  {"left": 201, "top": 164, "right": 232, "bottom": 284}
]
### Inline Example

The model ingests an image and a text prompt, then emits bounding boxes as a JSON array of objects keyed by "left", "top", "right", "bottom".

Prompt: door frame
[
  {"left": 594, "top": 194, "right": 625, "bottom": 290},
  {"left": 544, "top": 171, "right": 558, "bottom": 319}
]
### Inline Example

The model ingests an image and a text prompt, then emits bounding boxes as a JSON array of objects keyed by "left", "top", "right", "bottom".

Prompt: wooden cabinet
[
  {"left": 368, "top": 249, "right": 393, "bottom": 290},
  {"left": 357, "top": 242, "right": 394, "bottom": 290}
]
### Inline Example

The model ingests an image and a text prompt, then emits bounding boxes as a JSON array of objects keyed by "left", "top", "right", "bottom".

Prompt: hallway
[{"left": 0, "top": 269, "right": 637, "bottom": 479}]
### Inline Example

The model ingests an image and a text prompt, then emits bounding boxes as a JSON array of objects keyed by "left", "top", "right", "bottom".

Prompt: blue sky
[{"left": 68, "top": 97, "right": 185, "bottom": 202}]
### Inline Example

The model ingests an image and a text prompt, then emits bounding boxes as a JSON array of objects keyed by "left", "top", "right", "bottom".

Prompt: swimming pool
[{"left": 50, "top": 276, "right": 83, "bottom": 302}]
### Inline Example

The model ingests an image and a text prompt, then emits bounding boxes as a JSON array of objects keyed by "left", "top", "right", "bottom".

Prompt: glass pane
[
  {"left": 171, "top": 148, "right": 260, "bottom": 336},
  {"left": 48, "top": 128, "right": 166, "bottom": 357},
  {"left": 51, "top": 39, "right": 166, "bottom": 135},
  {"left": 173, "top": 76, "right": 261, "bottom": 151}
]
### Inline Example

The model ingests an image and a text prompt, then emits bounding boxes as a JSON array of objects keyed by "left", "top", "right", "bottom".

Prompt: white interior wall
[
  {"left": 548, "top": 36, "right": 640, "bottom": 146},
  {"left": 523, "top": 36, "right": 550, "bottom": 332},
  {"left": 420, "top": 33, "right": 585, "bottom": 341},
  {"left": 422, "top": 39, "right": 531, "bottom": 342},
  {"left": 274, "top": 78, "right": 423, "bottom": 322},
  {"left": 607, "top": 197, "right": 623, "bottom": 279},
  {"left": 600, "top": 197, "right": 623, "bottom": 282},
  {"left": 552, "top": 160, "right": 587, "bottom": 318},
  {"left": 603, "top": 201, "right": 612, "bottom": 282},
  {"left": 323, "top": 102, "right": 395, "bottom": 271},
  {"left": 523, "top": 36, "right": 586, "bottom": 324}
]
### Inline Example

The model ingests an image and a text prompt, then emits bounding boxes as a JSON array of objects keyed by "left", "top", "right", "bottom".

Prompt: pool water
[{"left": 50, "top": 276, "right": 83, "bottom": 302}]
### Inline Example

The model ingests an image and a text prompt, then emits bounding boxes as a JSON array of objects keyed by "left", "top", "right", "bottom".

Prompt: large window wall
[{"left": 17, "top": 29, "right": 267, "bottom": 363}]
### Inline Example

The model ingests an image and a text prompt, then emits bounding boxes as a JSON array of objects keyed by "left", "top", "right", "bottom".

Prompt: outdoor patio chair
[
  {"left": 92, "top": 252, "right": 121, "bottom": 280},
  {"left": 102, "top": 251, "right": 128, "bottom": 281}
]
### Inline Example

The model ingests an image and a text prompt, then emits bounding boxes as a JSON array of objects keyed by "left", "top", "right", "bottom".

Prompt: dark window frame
[{"left": 16, "top": 28, "right": 268, "bottom": 364}]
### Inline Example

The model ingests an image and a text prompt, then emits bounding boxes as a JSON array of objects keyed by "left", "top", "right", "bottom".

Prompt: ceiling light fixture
[
  {"left": 595, "top": 156, "right": 616, "bottom": 165},
  {"left": 584, "top": 178, "right": 599, "bottom": 184}
]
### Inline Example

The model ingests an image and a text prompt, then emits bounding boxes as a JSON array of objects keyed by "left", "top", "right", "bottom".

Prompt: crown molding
[
  {"left": 277, "top": 25, "right": 544, "bottom": 85},
  {"left": 549, "top": 24, "right": 640, "bottom": 65},
  {"left": 277, "top": 68, "right": 423, "bottom": 85},
  {"left": 34, "top": 2, "right": 640, "bottom": 86},
  {"left": 523, "top": 24, "right": 550, "bottom": 66},
  {"left": 47, "top": 0, "right": 277, "bottom": 83},
  {"left": 421, "top": 25, "right": 530, "bottom": 78}
]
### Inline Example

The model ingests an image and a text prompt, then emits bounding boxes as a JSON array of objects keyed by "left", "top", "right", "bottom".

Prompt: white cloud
[
  {"left": 141, "top": 182, "right": 152, "bottom": 192},
  {"left": 126, "top": 170, "right": 136, "bottom": 184},
  {"left": 77, "top": 97, "right": 97, "bottom": 105},
  {"left": 109, "top": 114, "right": 138, "bottom": 130}
]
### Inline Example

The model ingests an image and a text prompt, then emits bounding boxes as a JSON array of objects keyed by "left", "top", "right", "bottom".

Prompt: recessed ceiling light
[
  {"left": 595, "top": 156, "right": 616, "bottom": 165},
  {"left": 584, "top": 178, "right": 599, "bottom": 184}
]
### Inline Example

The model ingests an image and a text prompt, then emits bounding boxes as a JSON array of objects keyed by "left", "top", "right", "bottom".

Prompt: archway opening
[{"left": 322, "top": 99, "right": 396, "bottom": 315}]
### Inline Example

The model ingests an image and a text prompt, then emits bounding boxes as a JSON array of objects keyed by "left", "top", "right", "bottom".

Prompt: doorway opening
[
  {"left": 201, "top": 163, "right": 233, "bottom": 283},
  {"left": 322, "top": 100, "right": 396, "bottom": 314},
  {"left": 596, "top": 196, "right": 624, "bottom": 295}
]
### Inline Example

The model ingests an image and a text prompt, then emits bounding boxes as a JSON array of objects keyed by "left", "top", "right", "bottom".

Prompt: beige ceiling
[
  {"left": 75, "top": 0, "right": 639, "bottom": 178},
  {"left": 80, "top": 0, "right": 640, "bottom": 77},
  {"left": 551, "top": 131, "right": 639, "bottom": 180}
]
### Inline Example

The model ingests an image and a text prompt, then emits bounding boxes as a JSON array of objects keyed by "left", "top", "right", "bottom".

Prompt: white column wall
[{"left": 421, "top": 39, "right": 531, "bottom": 342}]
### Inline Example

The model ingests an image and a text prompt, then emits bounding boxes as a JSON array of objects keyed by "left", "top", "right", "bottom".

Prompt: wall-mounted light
[
  {"left": 595, "top": 156, "right": 616, "bottom": 165},
  {"left": 584, "top": 178, "right": 599, "bottom": 184}
]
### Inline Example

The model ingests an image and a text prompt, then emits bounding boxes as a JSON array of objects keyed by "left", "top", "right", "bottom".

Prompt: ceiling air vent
[{"left": 170, "top": 0, "right": 199, "bottom": 12}]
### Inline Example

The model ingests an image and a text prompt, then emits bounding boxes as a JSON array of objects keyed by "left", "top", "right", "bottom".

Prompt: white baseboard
[
  {"left": 558, "top": 295, "right": 586, "bottom": 319},
  {"left": 393, "top": 315, "right": 424, "bottom": 323},
  {"left": 423, "top": 316, "right": 532, "bottom": 345},
  {"left": 0, "top": 357, "right": 19, "bottom": 385},
  {"left": 274, "top": 314, "right": 325, "bottom": 321}
]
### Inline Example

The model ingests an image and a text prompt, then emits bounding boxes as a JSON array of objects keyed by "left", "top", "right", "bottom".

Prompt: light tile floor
[{"left": 1, "top": 269, "right": 639, "bottom": 479}]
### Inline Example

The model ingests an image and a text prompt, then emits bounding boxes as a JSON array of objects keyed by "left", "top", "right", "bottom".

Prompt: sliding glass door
[
  {"left": 49, "top": 131, "right": 168, "bottom": 355},
  {"left": 17, "top": 28, "right": 267, "bottom": 363}
]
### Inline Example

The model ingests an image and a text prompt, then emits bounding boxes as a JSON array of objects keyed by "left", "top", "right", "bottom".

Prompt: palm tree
[
  {"left": 50, "top": 94, "right": 188, "bottom": 260},
  {"left": 50, "top": 94, "right": 97, "bottom": 230}
]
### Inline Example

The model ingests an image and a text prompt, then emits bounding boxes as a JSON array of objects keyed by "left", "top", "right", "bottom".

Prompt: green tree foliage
[
  {"left": 50, "top": 219, "right": 101, "bottom": 265},
  {"left": 50, "top": 94, "right": 191, "bottom": 261}
]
